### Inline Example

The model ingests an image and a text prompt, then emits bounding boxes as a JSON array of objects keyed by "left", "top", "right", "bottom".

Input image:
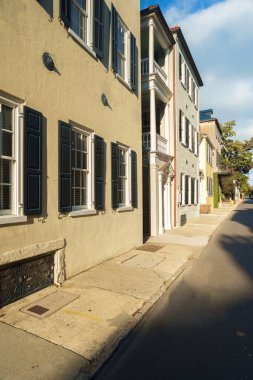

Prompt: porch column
[
  {"left": 150, "top": 88, "right": 157, "bottom": 152},
  {"left": 165, "top": 48, "right": 169, "bottom": 86},
  {"left": 166, "top": 175, "right": 172, "bottom": 230},
  {"left": 158, "top": 172, "right": 164, "bottom": 235},
  {"left": 149, "top": 21, "right": 155, "bottom": 74}
]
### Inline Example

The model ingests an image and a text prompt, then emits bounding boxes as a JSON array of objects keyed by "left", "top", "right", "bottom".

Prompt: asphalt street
[{"left": 93, "top": 200, "right": 253, "bottom": 380}]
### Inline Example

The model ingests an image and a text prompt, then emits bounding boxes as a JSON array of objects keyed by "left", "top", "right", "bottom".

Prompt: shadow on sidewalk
[{"left": 91, "top": 202, "right": 253, "bottom": 380}]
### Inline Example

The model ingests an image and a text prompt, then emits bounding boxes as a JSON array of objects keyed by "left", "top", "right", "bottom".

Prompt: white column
[
  {"left": 165, "top": 49, "right": 169, "bottom": 86},
  {"left": 150, "top": 88, "right": 156, "bottom": 152},
  {"left": 164, "top": 103, "right": 169, "bottom": 155},
  {"left": 158, "top": 172, "right": 163, "bottom": 235},
  {"left": 149, "top": 22, "right": 154, "bottom": 74},
  {"left": 167, "top": 176, "right": 172, "bottom": 229}
]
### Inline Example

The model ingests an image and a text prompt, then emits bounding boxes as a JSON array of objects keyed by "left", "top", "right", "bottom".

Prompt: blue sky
[{"left": 141, "top": 0, "right": 253, "bottom": 185}]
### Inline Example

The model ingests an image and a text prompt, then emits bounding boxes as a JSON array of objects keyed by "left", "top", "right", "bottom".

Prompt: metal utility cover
[
  {"left": 137, "top": 244, "right": 164, "bottom": 253},
  {"left": 122, "top": 254, "right": 165, "bottom": 270},
  {"left": 21, "top": 291, "right": 79, "bottom": 318}
]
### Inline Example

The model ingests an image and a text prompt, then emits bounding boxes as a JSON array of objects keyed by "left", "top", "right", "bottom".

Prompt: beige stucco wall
[
  {"left": 200, "top": 120, "right": 222, "bottom": 172},
  {"left": 0, "top": 0, "right": 142, "bottom": 278}
]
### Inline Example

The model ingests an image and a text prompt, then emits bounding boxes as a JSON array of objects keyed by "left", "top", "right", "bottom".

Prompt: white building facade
[{"left": 141, "top": 6, "right": 175, "bottom": 238}]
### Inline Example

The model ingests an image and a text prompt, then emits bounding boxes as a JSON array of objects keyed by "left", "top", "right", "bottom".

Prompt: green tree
[{"left": 221, "top": 121, "right": 253, "bottom": 174}]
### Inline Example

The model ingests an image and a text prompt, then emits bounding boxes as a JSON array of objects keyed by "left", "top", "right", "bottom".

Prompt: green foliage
[
  {"left": 221, "top": 121, "right": 253, "bottom": 174},
  {"left": 233, "top": 172, "right": 251, "bottom": 196},
  {"left": 213, "top": 172, "right": 219, "bottom": 208},
  {"left": 220, "top": 176, "right": 234, "bottom": 199}
]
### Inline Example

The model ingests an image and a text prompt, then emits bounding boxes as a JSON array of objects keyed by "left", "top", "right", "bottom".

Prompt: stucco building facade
[
  {"left": 199, "top": 109, "right": 222, "bottom": 209},
  {"left": 0, "top": 0, "right": 142, "bottom": 307},
  {"left": 170, "top": 26, "right": 203, "bottom": 226},
  {"left": 141, "top": 6, "right": 175, "bottom": 238}
]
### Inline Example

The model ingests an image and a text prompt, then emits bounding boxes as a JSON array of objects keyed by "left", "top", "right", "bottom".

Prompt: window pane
[
  {"left": 0, "top": 185, "right": 11, "bottom": 210},
  {"left": 76, "top": 0, "right": 86, "bottom": 9},
  {"left": 70, "top": 1, "right": 86, "bottom": 42},
  {"left": 0, "top": 159, "right": 11, "bottom": 183},
  {"left": 76, "top": 150, "right": 81, "bottom": 168},
  {"left": 75, "top": 170, "right": 81, "bottom": 187},
  {"left": 117, "top": 22, "right": 124, "bottom": 54},
  {"left": 2, "top": 105, "right": 12, "bottom": 131},
  {"left": 75, "top": 188, "right": 81, "bottom": 206},
  {"left": 71, "top": 130, "right": 88, "bottom": 209},
  {"left": 2, "top": 131, "right": 12, "bottom": 157}
]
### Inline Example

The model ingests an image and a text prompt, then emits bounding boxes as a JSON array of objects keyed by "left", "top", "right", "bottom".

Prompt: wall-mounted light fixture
[
  {"left": 42, "top": 52, "right": 55, "bottom": 71},
  {"left": 101, "top": 93, "right": 109, "bottom": 107}
]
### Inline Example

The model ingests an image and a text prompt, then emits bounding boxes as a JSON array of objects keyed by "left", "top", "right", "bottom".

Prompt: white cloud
[{"left": 165, "top": 0, "right": 253, "bottom": 141}]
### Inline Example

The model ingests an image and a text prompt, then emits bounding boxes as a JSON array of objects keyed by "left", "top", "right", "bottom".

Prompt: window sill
[
  {"left": 115, "top": 74, "right": 133, "bottom": 92},
  {"left": 117, "top": 206, "right": 134, "bottom": 212},
  {"left": 68, "top": 29, "right": 97, "bottom": 59},
  {"left": 0, "top": 215, "right": 27, "bottom": 225},
  {"left": 69, "top": 209, "right": 97, "bottom": 217}
]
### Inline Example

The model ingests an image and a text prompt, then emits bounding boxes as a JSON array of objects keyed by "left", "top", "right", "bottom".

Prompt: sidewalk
[{"left": 0, "top": 205, "right": 235, "bottom": 379}]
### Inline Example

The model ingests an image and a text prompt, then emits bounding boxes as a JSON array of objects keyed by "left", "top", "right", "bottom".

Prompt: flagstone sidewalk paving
[{"left": 0, "top": 205, "right": 236, "bottom": 380}]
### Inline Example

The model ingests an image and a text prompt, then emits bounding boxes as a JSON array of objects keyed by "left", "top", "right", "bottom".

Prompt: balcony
[
  {"left": 141, "top": 58, "right": 167, "bottom": 83},
  {"left": 142, "top": 132, "right": 168, "bottom": 155}
]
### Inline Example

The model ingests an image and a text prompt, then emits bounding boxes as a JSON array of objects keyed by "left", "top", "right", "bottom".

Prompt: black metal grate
[{"left": 0, "top": 254, "right": 54, "bottom": 308}]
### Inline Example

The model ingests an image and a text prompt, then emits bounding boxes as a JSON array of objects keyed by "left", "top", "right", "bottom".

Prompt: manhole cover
[
  {"left": 28, "top": 305, "right": 49, "bottom": 315},
  {"left": 21, "top": 291, "right": 79, "bottom": 318},
  {"left": 136, "top": 244, "right": 164, "bottom": 253}
]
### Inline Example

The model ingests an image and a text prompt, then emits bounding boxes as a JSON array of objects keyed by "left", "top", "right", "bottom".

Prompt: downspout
[{"left": 173, "top": 44, "right": 177, "bottom": 227}]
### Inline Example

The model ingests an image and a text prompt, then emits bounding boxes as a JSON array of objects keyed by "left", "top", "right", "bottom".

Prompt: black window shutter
[
  {"left": 186, "top": 119, "right": 189, "bottom": 147},
  {"left": 179, "top": 110, "right": 182, "bottom": 142},
  {"left": 59, "top": 121, "right": 72, "bottom": 213},
  {"left": 185, "top": 175, "right": 189, "bottom": 205},
  {"left": 24, "top": 107, "right": 43, "bottom": 215},
  {"left": 95, "top": 135, "right": 105, "bottom": 210},
  {"left": 111, "top": 142, "right": 119, "bottom": 208},
  {"left": 94, "top": 0, "right": 104, "bottom": 57},
  {"left": 130, "top": 33, "right": 137, "bottom": 90},
  {"left": 131, "top": 150, "right": 137, "bottom": 208},
  {"left": 179, "top": 53, "right": 182, "bottom": 80},
  {"left": 196, "top": 179, "right": 199, "bottom": 203},
  {"left": 60, "top": 0, "right": 70, "bottom": 27},
  {"left": 191, "top": 178, "right": 195, "bottom": 204},
  {"left": 112, "top": 4, "right": 118, "bottom": 72},
  {"left": 180, "top": 173, "right": 183, "bottom": 205}
]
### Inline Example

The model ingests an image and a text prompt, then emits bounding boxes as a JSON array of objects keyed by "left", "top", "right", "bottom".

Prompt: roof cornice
[
  {"left": 141, "top": 5, "right": 175, "bottom": 46},
  {"left": 170, "top": 26, "right": 203, "bottom": 87}
]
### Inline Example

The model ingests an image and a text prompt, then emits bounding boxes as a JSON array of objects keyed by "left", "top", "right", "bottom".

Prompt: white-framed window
[
  {"left": 194, "top": 178, "right": 198, "bottom": 204},
  {"left": 207, "top": 142, "right": 212, "bottom": 165},
  {"left": 195, "top": 87, "right": 198, "bottom": 108},
  {"left": 189, "top": 123, "right": 193, "bottom": 151},
  {"left": 71, "top": 126, "right": 94, "bottom": 211},
  {"left": 117, "top": 17, "right": 127, "bottom": 81},
  {"left": 61, "top": 0, "right": 104, "bottom": 57},
  {"left": 118, "top": 146, "right": 131, "bottom": 208},
  {"left": 194, "top": 130, "right": 198, "bottom": 155},
  {"left": 69, "top": 0, "right": 89, "bottom": 44},
  {"left": 0, "top": 97, "right": 25, "bottom": 222},
  {"left": 181, "top": 173, "right": 185, "bottom": 206}
]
